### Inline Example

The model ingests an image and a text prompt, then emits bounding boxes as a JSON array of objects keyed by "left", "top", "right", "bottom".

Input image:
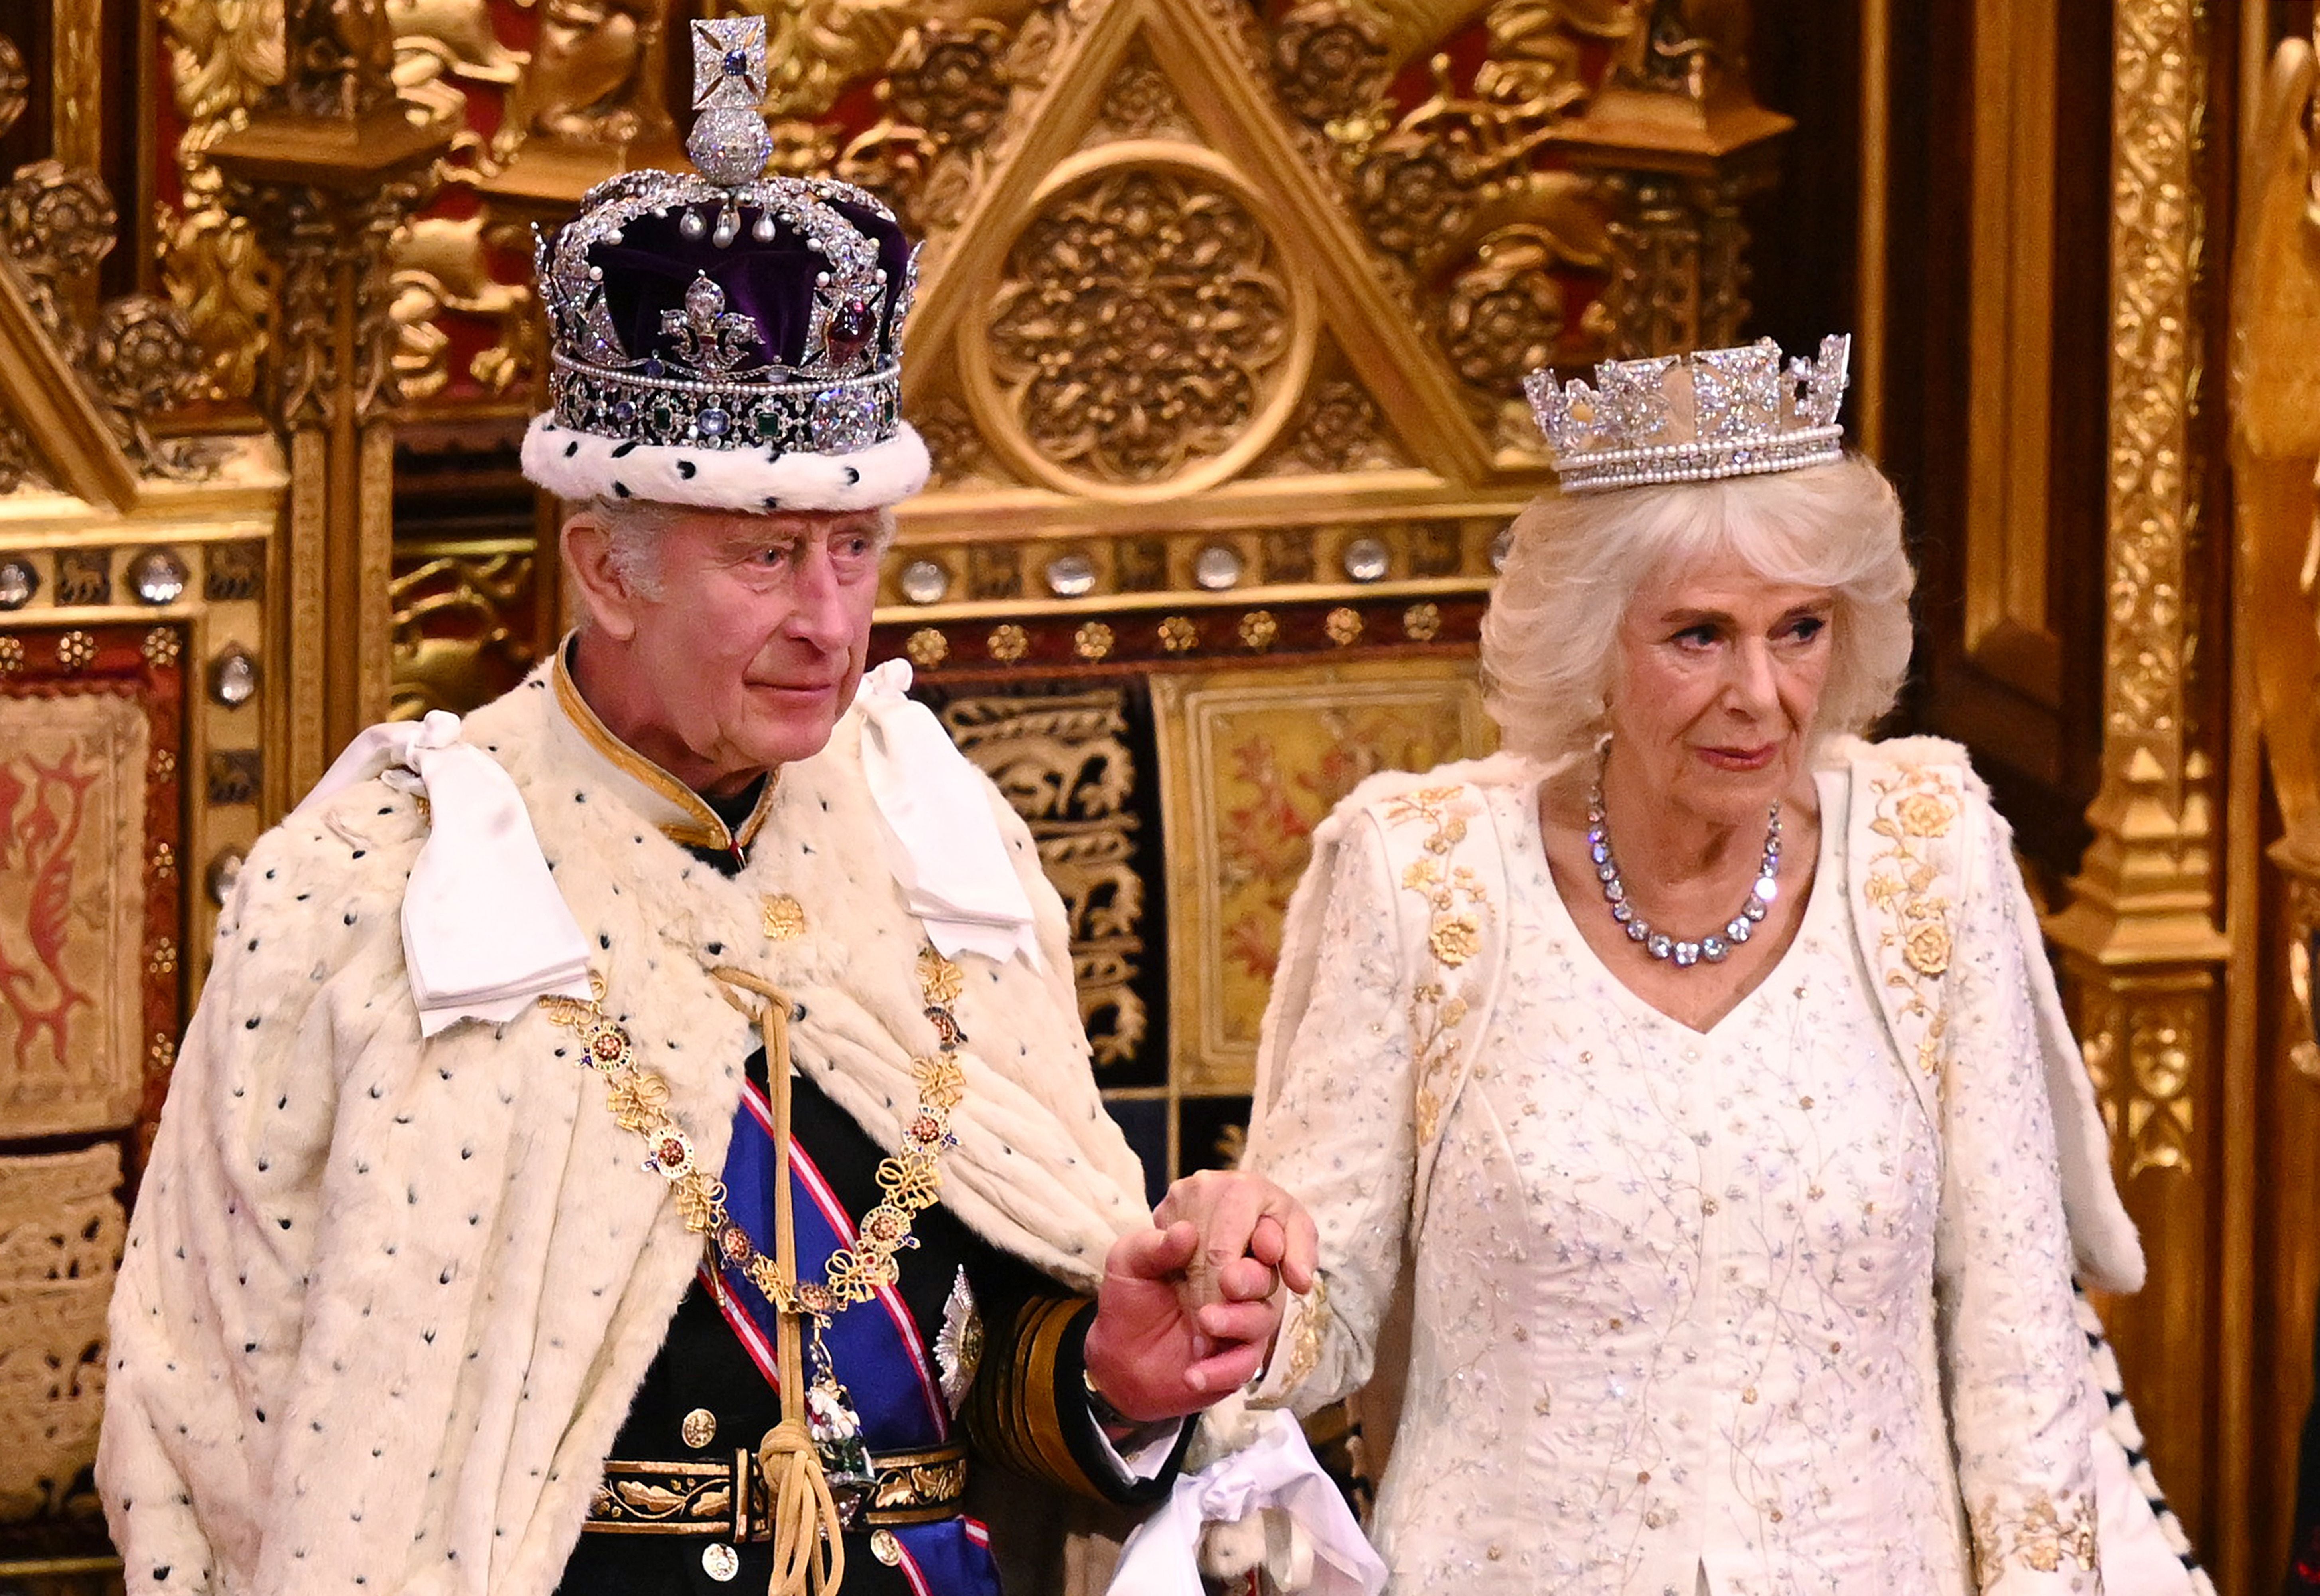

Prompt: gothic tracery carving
[{"left": 984, "top": 165, "right": 1300, "bottom": 487}]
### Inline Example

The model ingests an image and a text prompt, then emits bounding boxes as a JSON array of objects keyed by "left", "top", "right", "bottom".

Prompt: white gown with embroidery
[{"left": 1245, "top": 765, "right": 2099, "bottom": 1596}]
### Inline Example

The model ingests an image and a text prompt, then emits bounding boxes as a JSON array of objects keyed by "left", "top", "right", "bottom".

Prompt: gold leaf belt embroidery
[{"left": 583, "top": 1442, "right": 972, "bottom": 1536}]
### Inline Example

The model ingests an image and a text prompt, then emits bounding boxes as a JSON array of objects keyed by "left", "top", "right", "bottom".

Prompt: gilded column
[
  {"left": 209, "top": 0, "right": 448, "bottom": 793},
  {"left": 2227, "top": 26, "right": 2320, "bottom": 1583},
  {"left": 2042, "top": 0, "right": 2227, "bottom": 1555}
]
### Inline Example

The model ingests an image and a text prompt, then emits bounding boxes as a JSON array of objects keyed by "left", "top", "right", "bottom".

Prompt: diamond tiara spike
[{"left": 1523, "top": 335, "right": 1852, "bottom": 494}]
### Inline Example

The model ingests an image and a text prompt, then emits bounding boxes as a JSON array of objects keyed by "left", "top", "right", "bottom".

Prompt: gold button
[
  {"left": 1742, "top": 1386, "right": 1758, "bottom": 1404},
  {"left": 1486, "top": 1545, "right": 1503, "bottom": 1561},
  {"left": 681, "top": 1408, "right": 717, "bottom": 1449},
  {"left": 872, "top": 1530, "right": 903, "bottom": 1567},
  {"left": 762, "top": 894, "right": 806, "bottom": 940},
  {"left": 702, "top": 1543, "right": 740, "bottom": 1582}
]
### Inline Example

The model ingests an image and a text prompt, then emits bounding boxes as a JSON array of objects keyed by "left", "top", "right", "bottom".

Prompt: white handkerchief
[
  {"left": 853, "top": 659, "right": 1041, "bottom": 968},
  {"left": 1108, "top": 1410, "right": 1386, "bottom": 1596},
  {"left": 297, "top": 712, "right": 594, "bottom": 1035}
]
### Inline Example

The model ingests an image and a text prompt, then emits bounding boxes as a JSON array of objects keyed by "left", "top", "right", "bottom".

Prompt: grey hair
[
  {"left": 567, "top": 498, "right": 902, "bottom": 616},
  {"left": 1478, "top": 452, "right": 1915, "bottom": 764},
  {"left": 584, "top": 497, "right": 683, "bottom": 601}
]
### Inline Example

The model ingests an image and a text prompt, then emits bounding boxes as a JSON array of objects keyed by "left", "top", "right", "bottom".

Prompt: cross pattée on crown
[{"left": 692, "top": 15, "right": 768, "bottom": 111}]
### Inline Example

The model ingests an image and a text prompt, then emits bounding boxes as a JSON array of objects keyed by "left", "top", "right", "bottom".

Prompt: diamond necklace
[{"left": 1585, "top": 775, "right": 1782, "bottom": 970}]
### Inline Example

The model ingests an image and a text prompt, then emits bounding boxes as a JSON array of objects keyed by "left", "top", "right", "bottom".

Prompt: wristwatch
[{"left": 1082, "top": 1366, "right": 1140, "bottom": 1431}]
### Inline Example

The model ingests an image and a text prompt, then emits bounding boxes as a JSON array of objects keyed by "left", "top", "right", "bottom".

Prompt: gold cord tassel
[{"left": 713, "top": 968, "right": 847, "bottom": 1596}]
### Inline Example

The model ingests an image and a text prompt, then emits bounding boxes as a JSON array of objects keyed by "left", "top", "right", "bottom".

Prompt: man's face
[{"left": 570, "top": 506, "right": 886, "bottom": 792}]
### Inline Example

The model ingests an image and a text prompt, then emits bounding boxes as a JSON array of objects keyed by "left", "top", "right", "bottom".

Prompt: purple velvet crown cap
[{"left": 582, "top": 195, "right": 914, "bottom": 378}]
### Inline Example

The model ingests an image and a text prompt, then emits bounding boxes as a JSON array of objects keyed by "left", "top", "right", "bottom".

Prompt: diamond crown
[
  {"left": 1523, "top": 336, "right": 1852, "bottom": 494},
  {"left": 533, "top": 16, "right": 918, "bottom": 458}
]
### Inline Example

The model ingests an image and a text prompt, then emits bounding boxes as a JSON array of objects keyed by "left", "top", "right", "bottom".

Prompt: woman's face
[{"left": 1606, "top": 549, "right": 1836, "bottom": 828}]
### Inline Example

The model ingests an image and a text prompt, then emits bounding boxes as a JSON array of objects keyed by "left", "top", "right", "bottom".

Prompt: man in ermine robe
[{"left": 96, "top": 21, "right": 1311, "bottom": 1596}]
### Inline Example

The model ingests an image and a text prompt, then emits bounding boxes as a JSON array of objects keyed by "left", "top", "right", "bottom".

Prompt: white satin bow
[
  {"left": 853, "top": 659, "right": 1041, "bottom": 968},
  {"left": 1109, "top": 1410, "right": 1387, "bottom": 1596},
  {"left": 295, "top": 711, "right": 594, "bottom": 1036}
]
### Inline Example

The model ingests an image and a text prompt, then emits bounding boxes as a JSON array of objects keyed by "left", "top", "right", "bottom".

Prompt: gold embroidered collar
[{"left": 548, "top": 636, "right": 780, "bottom": 854}]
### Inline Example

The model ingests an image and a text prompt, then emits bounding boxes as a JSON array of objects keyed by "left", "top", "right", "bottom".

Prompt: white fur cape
[{"left": 97, "top": 668, "right": 1149, "bottom": 1596}]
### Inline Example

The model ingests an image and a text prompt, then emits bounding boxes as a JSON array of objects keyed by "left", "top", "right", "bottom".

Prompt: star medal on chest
[{"left": 542, "top": 947, "right": 971, "bottom": 1519}]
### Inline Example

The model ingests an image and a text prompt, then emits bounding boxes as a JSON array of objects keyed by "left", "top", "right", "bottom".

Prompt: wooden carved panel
[
  {"left": 938, "top": 688, "right": 1149, "bottom": 1069},
  {"left": 0, "top": 1143, "right": 124, "bottom": 1525}
]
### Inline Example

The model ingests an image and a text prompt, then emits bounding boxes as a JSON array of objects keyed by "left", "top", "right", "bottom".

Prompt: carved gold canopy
[{"left": 12, "top": 2, "right": 2320, "bottom": 1589}]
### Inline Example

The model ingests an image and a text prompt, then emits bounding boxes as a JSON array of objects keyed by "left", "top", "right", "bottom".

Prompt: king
[{"left": 96, "top": 19, "right": 1313, "bottom": 1596}]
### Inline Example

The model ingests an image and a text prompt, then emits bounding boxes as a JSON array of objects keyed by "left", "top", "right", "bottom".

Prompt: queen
[{"left": 1223, "top": 338, "right": 2206, "bottom": 1595}]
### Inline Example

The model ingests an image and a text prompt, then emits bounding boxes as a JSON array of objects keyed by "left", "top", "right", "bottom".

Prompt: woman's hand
[
  {"left": 1155, "top": 1167, "right": 1319, "bottom": 1312},
  {"left": 1080, "top": 1172, "right": 1318, "bottom": 1423}
]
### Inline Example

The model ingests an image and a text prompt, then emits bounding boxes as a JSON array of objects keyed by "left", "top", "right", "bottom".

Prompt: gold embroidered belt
[{"left": 583, "top": 1443, "right": 971, "bottom": 1537}]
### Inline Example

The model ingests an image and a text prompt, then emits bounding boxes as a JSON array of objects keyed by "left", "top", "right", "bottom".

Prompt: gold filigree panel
[
  {"left": 156, "top": 0, "right": 285, "bottom": 405},
  {"left": 2072, "top": 968, "right": 2205, "bottom": 1181},
  {"left": 389, "top": 539, "right": 545, "bottom": 717},
  {"left": 2288, "top": 879, "right": 2318, "bottom": 1086},
  {"left": 0, "top": 689, "right": 149, "bottom": 1140},
  {"left": 966, "top": 145, "right": 1318, "bottom": 496},
  {"left": 500, "top": 0, "right": 672, "bottom": 148},
  {"left": 2097, "top": 0, "right": 2208, "bottom": 780},
  {"left": 1082, "top": 39, "right": 1199, "bottom": 147},
  {"left": 1151, "top": 660, "right": 1493, "bottom": 1090},
  {"left": 140, "top": 0, "right": 1782, "bottom": 435}
]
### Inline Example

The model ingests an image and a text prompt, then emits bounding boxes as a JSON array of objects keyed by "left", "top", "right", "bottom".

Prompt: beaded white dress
[{"left": 1245, "top": 760, "right": 2101, "bottom": 1596}]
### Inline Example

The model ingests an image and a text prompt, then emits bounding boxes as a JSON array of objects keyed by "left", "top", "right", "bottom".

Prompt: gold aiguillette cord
[{"left": 714, "top": 967, "right": 846, "bottom": 1596}]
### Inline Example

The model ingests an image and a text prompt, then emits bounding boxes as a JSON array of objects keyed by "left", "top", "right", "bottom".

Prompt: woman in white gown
[{"left": 1231, "top": 338, "right": 2199, "bottom": 1596}]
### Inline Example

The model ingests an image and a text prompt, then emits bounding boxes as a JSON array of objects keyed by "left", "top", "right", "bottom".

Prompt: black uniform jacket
[{"left": 555, "top": 809, "right": 1190, "bottom": 1596}]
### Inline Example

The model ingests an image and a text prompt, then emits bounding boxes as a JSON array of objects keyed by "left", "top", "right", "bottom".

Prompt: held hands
[{"left": 1080, "top": 1170, "right": 1319, "bottom": 1424}]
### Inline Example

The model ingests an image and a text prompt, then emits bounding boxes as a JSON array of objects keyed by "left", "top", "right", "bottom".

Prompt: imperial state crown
[{"left": 519, "top": 16, "right": 926, "bottom": 514}]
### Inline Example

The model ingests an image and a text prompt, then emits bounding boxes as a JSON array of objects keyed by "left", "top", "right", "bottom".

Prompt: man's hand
[{"left": 1080, "top": 1172, "right": 1317, "bottom": 1424}]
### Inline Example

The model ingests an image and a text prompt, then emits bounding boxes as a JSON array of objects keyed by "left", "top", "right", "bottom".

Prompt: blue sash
[
  {"left": 705, "top": 1078, "right": 951, "bottom": 1449},
  {"left": 705, "top": 1080, "right": 1003, "bottom": 1595},
  {"left": 886, "top": 1519, "right": 1004, "bottom": 1595}
]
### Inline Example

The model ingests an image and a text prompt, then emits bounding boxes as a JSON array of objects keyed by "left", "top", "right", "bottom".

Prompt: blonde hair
[{"left": 1479, "top": 453, "right": 1915, "bottom": 763}]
